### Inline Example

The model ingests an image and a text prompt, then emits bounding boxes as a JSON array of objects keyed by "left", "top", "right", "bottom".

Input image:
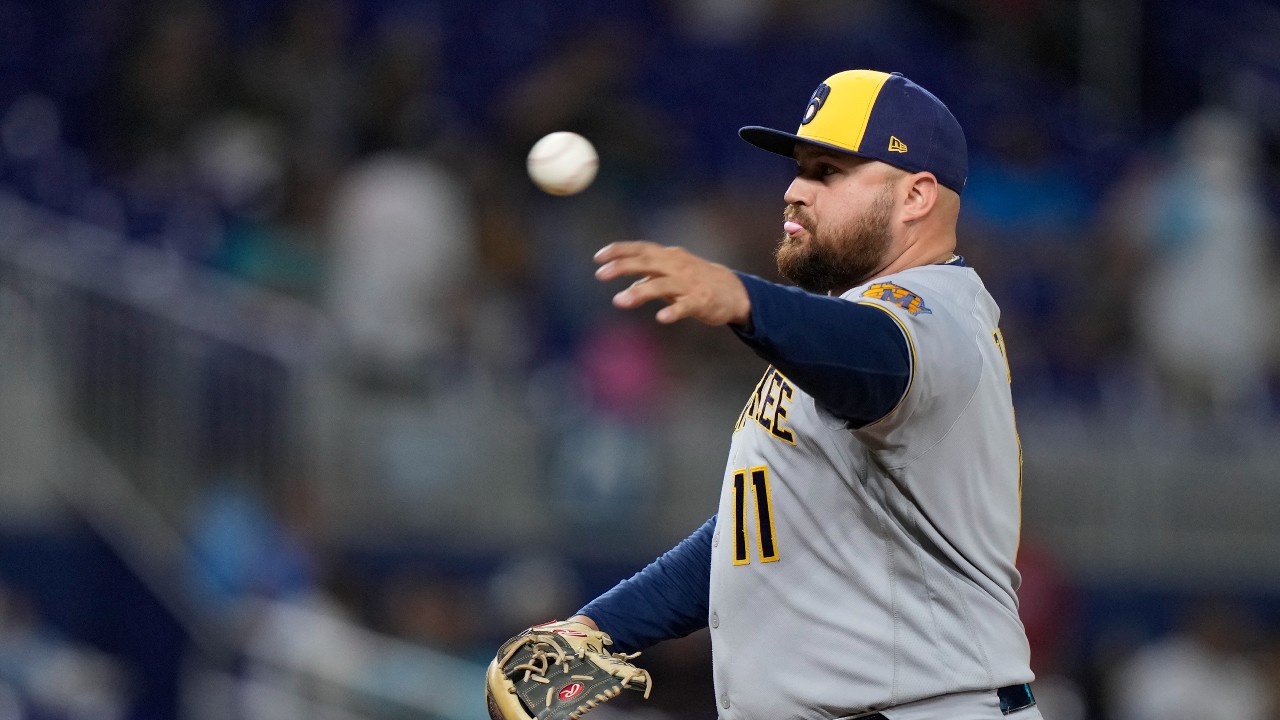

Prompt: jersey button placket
[
  {"left": 710, "top": 611, "right": 719, "bottom": 628},
  {"left": 720, "top": 692, "right": 730, "bottom": 710}
]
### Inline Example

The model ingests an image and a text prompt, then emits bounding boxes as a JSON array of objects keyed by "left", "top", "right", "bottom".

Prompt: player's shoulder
[{"left": 842, "top": 262, "right": 987, "bottom": 320}]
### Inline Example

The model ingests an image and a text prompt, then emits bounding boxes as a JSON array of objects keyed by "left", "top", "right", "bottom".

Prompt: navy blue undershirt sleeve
[
  {"left": 731, "top": 272, "right": 911, "bottom": 427},
  {"left": 576, "top": 515, "right": 714, "bottom": 653}
]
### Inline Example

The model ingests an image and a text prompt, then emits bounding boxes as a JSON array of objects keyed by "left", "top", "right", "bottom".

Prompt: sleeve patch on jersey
[{"left": 862, "top": 282, "right": 932, "bottom": 316}]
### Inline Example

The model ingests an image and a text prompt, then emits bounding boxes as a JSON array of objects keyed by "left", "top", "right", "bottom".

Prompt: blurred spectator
[
  {"left": 102, "top": 0, "right": 228, "bottom": 165},
  {"left": 961, "top": 109, "right": 1096, "bottom": 397},
  {"left": 546, "top": 322, "right": 666, "bottom": 530},
  {"left": 0, "top": 584, "right": 132, "bottom": 720},
  {"left": 1125, "top": 107, "right": 1277, "bottom": 425},
  {"left": 325, "top": 152, "right": 475, "bottom": 385},
  {"left": 497, "top": 20, "right": 664, "bottom": 170},
  {"left": 191, "top": 108, "right": 327, "bottom": 296},
  {"left": 323, "top": 0, "right": 472, "bottom": 384},
  {"left": 965, "top": 111, "right": 1092, "bottom": 242},
  {"left": 351, "top": 7, "right": 456, "bottom": 157},
  {"left": 1016, "top": 541, "right": 1079, "bottom": 674},
  {"left": 187, "top": 476, "right": 317, "bottom": 621},
  {"left": 189, "top": 113, "right": 285, "bottom": 216},
  {"left": 238, "top": 0, "right": 358, "bottom": 173},
  {"left": 1015, "top": 541, "right": 1087, "bottom": 720},
  {"left": 1107, "top": 600, "right": 1270, "bottom": 720}
]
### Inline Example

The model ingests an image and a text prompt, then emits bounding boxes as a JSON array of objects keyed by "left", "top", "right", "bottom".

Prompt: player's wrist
[
  {"left": 566, "top": 614, "right": 599, "bottom": 632},
  {"left": 727, "top": 271, "right": 763, "bottom": 333},
  {"left": 729, "top": 274, "right": 752, "bottom": 327}
]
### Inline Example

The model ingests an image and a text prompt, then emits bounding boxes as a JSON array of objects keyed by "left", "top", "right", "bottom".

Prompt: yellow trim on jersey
[
  {"left": 992, "top": 328, "right": 1011, "bottom": 383},
  {"left": 797, "top": 70, "right": 892, "bottom": 152},
  {"left": 993, "top": 328, "right": 1025, "bottom": 559},
  {"left": 855, "top": 300, "right": 916, "bottom": 426}
]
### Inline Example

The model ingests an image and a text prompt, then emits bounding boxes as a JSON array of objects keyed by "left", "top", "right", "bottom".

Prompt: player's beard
[{"left": 776, "top": 184, "right": 894, "bottom": 294}]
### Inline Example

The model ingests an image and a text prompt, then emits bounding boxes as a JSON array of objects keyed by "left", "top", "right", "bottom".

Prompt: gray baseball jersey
[{"left": 708, "top": 262, "right": 1032, "bottom": 719}]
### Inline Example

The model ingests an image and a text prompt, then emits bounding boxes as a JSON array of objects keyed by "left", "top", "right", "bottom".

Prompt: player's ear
[{"left": 900, "top": 172, "right": 939, "bottom": 222}]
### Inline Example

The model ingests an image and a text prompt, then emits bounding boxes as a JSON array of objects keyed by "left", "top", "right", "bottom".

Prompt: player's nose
[{"left": 783, "top": 177, "right": 812, "bottom": 206}]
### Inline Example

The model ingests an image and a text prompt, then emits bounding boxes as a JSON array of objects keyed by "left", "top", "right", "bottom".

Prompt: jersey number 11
[{"left": 732, "top": 466, "right": 779, "bottom": 565}]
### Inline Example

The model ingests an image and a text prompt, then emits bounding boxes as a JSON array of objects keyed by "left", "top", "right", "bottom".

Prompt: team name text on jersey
[{"left": 734, "top": 366, "right": 797, "bottom": 445}]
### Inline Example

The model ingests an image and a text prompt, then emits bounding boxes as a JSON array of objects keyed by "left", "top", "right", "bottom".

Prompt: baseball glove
[{"left": 485, "top": 620, "right": 652, "bottom": 720}]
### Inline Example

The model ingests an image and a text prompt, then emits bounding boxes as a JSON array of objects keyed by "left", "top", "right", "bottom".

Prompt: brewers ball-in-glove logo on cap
[
  {"left": 740, "top": 69, "right": 968, "bottom": 193},
  {"left": 801, "top": 83, "right": 830, "bottom": 125}
]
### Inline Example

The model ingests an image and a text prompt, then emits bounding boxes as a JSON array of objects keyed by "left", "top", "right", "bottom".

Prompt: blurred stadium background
[{"left": 1, "top": 0, "right": 1279, "bottom": 718}]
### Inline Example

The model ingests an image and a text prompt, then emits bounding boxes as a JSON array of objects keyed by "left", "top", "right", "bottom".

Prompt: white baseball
[{"left": 526, "top": 131, "right": 598, "bottom": 196}]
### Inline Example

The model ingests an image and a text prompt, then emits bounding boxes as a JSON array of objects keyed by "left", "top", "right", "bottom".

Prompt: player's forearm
[
  {"left": 732, "top": 273, "right": 911, "bottom": 427},
  {"left": 574, "top": 515, "right": 715, "bottom": 653}
]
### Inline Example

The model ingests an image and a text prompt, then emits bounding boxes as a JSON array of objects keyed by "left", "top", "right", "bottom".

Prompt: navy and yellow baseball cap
[{"left": 740, "top": 70, "right": 968, "bottom": 194}]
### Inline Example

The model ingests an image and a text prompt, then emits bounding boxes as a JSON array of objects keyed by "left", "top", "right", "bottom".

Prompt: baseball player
[{"left": 488, "top": 69, "right": 1040, "bottom": 720}]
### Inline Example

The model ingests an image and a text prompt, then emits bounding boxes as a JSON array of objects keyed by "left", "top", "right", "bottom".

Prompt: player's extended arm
[
  {"left": 570, "top": 515, "right": 715, "bottom": 653},
  {"left": 731, "top": 273, "right": 910, "bottom": 426},
  {"left": 594, "top": 242, "right": 910, "bottom": 426}
]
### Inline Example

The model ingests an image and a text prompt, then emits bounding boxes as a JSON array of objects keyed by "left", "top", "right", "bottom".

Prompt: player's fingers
[
  {"left": 654, "top": 299, "right": 689, "bottom": 324},
  {"left": 595, "top": 253, "right": 669, "bottom": 282},
  {"left": 612, "top": 275, "right": 681, "bottom": 310},
  {"left": 597, "top": 244, "right": 703, "bottom": 284},
  {"left": 593, "top": 241, "right": 662, "bottom": 265}
]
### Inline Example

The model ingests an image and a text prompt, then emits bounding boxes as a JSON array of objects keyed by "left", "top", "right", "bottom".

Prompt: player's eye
[{"left": 795, "top": 163, "right": 836, "bottom": 180}]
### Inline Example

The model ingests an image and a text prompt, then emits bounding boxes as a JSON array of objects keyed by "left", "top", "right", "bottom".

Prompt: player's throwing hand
[{"left": 593, "top": 241, "right": 751, "bottom": 326}]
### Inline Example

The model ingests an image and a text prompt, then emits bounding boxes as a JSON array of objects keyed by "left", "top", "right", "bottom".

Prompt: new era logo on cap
[{"left": 739, "top": 70, "right": 968, "bottom": 193}]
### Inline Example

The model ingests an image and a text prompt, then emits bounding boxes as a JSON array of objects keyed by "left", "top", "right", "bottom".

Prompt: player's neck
[
  {"left": 864, "top": 235, "right": 957, "bottom": 284},
  {"left": 825, "top": 229, "right": 958, "bottom": 296}
]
